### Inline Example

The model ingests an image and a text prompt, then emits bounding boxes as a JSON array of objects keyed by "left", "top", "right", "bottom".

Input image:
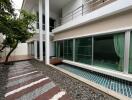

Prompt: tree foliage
[
  {"left": 0, "top": 0, "right": 14, "bottom": 47},
  {"left": 0, "top": 0, "right": 14, "bottom": 18},
  {"left": 0, "top": 0, "right": 36, "bottom": 64}
]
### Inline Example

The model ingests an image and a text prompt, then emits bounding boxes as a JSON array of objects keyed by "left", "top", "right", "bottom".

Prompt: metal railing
[
  {"left": 61, "top": 0, "right": 116, "bottom": 24},
  {"left": 36, "top": 23, "right": 55, "bottom": 32}
]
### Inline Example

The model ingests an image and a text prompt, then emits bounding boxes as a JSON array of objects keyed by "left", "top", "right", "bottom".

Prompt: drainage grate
[{"left": 57, "top": 63, "right": 132, "bottom": 98}]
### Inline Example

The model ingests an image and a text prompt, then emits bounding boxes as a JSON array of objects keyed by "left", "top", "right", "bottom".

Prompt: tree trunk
[
  {"left": 5, "top": 42, "right": 18, "bottom": 64},
  {"left": 0, "top": 45, "right": 6, "bottom": 52}
]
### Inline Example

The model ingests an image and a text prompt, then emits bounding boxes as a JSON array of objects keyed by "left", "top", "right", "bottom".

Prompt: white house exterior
[{"left": 22, "top": 0, "right": 132, "bottom": 82}]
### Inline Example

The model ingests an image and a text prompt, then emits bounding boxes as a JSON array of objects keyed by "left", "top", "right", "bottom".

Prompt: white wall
[
  {"left": 14, "top": 43, "right": 28, "bottom": 56},
  {"left": 0, "top": 34, "right": 28, "bottom": 57},
  {"left": 5, "top": 43, "right": 28, "bottom": 56},
  {"left": 0, "top": 43, "right": 28, "bottom": 57},
  {"left": 62, "top": 0, "right": 83, "bottom": 24},
  {"left": 62, "top": 0, "right": 83, "bottom": 17}
]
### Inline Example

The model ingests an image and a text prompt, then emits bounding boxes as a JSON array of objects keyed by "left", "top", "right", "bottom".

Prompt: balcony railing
[
  {"left": 36, "top": 23, "right": 55, "bottom": 32},
  {"left": 61, "top": 0, "right": 116, "bottom": 24}
]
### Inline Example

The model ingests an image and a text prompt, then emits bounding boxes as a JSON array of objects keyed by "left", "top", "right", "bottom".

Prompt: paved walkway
[
  {"left": 4, "top": 61, "right": 71, "bottom": 100},
  {"left": 0, "top": 55, "right": 62, "bottom": 65},
  {"left": 0, "top": 55, "right": 33, "bottom": 64}
]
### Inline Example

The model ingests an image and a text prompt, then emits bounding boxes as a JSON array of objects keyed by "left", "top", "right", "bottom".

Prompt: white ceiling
[
  {"left": 23, "top": 0, "right": 72, "bottom": 13},
  {"left": 50, "top": 0, "right": 71, "bottom": 12}
]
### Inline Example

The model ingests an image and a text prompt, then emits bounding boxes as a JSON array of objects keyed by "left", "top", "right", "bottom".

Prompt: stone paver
[{"left": 0, "top": 61, "right": 71, "bottom": 100}]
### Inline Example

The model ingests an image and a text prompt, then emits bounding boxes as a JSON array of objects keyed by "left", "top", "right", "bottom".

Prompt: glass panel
[
  {"left": 55, "top": 41, "right": 64, "bottom": 58},
  {"left": 55, "top": 41, "right": 59, "bottom": 58},
  {"left": 54, "top": 42, "right": 57, "bottom": 57},
  {"left": 93, "top": 33, "right": 125, "bottom": 71},
  {"left": 64, "top": 39, "right": 73, "bottom": 60},
  {"left": 58, "top": 41, "right": 64, "bottom": 58},
  {"left": 37, "top": 41, "right": 40, "bottom": 59},
  {"left": 129, "top": 32, "right": 132, "bottom": 74},
  {"left": 56, "top": 42, "right": 59, "bottom": 57},
  {"left": 75, "top": 37, "right": 92, "bottom": 64},
  {"left": 43, "top": 42, "right": 45, "bottom": 57}
]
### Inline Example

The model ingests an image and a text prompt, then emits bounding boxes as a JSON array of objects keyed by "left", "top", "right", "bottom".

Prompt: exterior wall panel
[{"left": 54, "top": 10, "right": 132, "bottom": 40}]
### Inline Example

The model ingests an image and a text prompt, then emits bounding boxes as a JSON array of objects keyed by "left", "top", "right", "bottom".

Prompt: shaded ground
[{"left": 0, "top": 65, "right": 9, "bottom": 100}]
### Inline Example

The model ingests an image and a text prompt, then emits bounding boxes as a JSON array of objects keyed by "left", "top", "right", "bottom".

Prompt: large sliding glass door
[
  {"left": 75, "top": 37, "right": 92, "bottom": 64},
  {"left": 55, "top": 32, "right": 127, "bottom": 72},
  {"left": 93, "top": 33, "right": 124, "bottom": 71}
]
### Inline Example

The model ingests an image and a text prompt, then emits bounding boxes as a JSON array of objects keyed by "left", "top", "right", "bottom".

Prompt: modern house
[{"left": 22, "top": 0, "right": 132, "bottom": 99}]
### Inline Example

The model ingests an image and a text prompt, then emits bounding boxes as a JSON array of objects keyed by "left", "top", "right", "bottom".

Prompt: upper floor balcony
[
  {"left": 22, "top": 0, "right": 132, "bottom": 33},
  {"left": 53, "top": 0, "right": 132, "bottom": 33},
  {"left": 61, "top": 0, "right": 116, "bottom": 25}
]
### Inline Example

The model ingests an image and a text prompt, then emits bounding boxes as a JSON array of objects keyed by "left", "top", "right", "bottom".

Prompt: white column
[
  {"left": 124, "top": 31, "right": 130, "bottom": 73},
  {"left": 45, "top": 0, "right": 50, "bottom": 64},
  {"left": 34, "top": 41, "right": 37, "bottom": 59},
  {"left": 39, "top": 0, "right": 43, "bottom": 61}
]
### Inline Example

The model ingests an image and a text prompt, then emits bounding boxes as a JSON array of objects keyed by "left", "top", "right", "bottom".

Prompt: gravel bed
[
  {"left": 30, "top": 60, "right": 118, "bottom": 100},
  {"left": 0, "top": 64, "right": 9, "bottom": 100},
  {"left": 0, "top": 60, "right": 118, "bottom": 100}
]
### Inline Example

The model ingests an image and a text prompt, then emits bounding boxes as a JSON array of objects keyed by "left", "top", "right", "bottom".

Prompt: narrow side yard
[
  {"left": 31, "top": 60, "right": 117, "bottom": 100},
  {"left": 0, "top": 60, "right": 118, "bottom": 100}
]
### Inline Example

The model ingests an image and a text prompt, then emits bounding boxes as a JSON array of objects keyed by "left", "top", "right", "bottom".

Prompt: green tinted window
[
  {"left": 64, "top": 39, "right": 73, "bottom": 60},
  {"left": 54, "top": 42, "right": 57, "bottom": 57},
  {"left": 93, "top": 33, "right": 124, "bottom": 72},
  {"left": 75, "top": 37, "right": 92, "bottom": 64},
  {"left": 55, "top": 41, "right": 64, "bottom": 58}
]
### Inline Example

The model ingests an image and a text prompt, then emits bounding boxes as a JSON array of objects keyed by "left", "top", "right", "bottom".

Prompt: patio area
[
  {"left": 0, "top": 55, "right": 62, "bottom": 65},
  {"left": 0, "top": 55, "right": 33, "bottom": 64}
]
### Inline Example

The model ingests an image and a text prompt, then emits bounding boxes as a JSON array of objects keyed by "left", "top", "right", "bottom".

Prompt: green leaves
[
  {"left": 0, "top": 0, "right": 14, "bottom": 18},
  {"left": 0, "top": 9, "right": 36, "bottom": 48},
  {"left": 0, "top": 0, "right": 36, "bottom": 63}
]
